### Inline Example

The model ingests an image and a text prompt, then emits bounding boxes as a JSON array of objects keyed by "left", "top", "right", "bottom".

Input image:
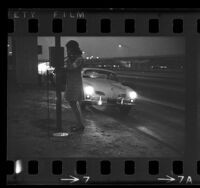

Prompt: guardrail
[
  {"left": 116, "top": 70, "right": 184, "bottom": 79},
  {"left": 116, "top": 70, "right": 185, "bottom": 86},
  {"left": 115, "top": 71, "right": 185, "bottom": 110}
]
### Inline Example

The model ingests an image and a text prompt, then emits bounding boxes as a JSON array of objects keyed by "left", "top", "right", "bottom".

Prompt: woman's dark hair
[{"left": 66, "top": 40, "right": 82, "bottom": 56}]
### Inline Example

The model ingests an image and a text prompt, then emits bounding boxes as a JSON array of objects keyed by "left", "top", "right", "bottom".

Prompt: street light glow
[{"left": 118, "top": 44, "right": 122, "bottom": 48}]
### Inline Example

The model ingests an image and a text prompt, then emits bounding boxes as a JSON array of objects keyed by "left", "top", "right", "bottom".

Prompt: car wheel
[{"left": 118, "top": 105, "right": 132, "bottom": 115}]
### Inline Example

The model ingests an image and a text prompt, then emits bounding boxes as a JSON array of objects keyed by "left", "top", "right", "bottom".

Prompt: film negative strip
[{"left": 6, "top": 8, "right": 200, "bottom": 185}]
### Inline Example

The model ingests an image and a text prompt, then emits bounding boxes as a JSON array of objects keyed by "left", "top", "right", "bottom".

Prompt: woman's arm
[{"left": 68, "top": 57, "right": 83, "bottom": 70}]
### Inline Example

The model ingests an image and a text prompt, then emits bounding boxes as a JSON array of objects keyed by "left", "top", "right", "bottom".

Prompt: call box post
[{"left": 49, "top": 36, "right": 65, "bottom": 133}]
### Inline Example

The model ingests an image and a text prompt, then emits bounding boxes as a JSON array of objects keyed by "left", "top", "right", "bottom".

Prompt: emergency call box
[{"left": 49, "top": 46, "right": 64, "bottom": 68}]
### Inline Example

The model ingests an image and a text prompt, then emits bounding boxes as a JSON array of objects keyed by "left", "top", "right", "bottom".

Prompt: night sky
[{"left": 38, "top": 37, "right": 185, "bottom": 60}]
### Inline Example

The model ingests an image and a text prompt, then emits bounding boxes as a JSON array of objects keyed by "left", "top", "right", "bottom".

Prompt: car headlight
[
  {"left": 84, "top": 86, "right": 94, "bottom": 95},
  {"left": 128, "top": 91, "right": 137, "bottom": 99}
]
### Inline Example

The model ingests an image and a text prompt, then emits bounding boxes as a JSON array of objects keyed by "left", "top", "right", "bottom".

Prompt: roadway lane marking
[
  {"left": 135, "top": 125, "right": 183, "bottom": 155},
  {"left": 137, "top": 126, "right": 162, "bottom": 141},
  {"left": 104, "top": 112, "right": 183, "bottom": 155}
]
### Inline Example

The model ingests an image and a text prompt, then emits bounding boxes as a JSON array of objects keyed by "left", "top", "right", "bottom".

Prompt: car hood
[{"left": 83, "top": 78, "right": 133, "bottom": 98}]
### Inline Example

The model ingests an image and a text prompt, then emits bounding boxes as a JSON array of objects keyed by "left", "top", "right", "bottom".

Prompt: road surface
[{"left": 7, "top": 83, "right": 185, "bottom": 158}]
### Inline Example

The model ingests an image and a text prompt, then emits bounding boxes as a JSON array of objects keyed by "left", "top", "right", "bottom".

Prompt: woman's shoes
[{"left": 70, "top": 125, "right": 84, "bottom": 133}]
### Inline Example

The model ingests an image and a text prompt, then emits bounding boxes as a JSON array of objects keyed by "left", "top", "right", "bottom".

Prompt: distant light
[
  {"left": 86, "top": 57, "right": 89, "bottom": 60},
  {"left": 90, "top": 56, "right": 93, "bottom": 59},
  {"left": 160, "top": 66, "right": 167, "bottom": 69},
  {"left": 9, "top": 51, "right": 12, "bottom": 54},
  {"left": 82, "top": 51, "right": 86, "bottom": 54},
  {"left": 118, "top": 44, "right": 122, "bottom": 48},
  {"left": 38, "top": 63, "right": 50, "bottom": 75},
  {"left": 96, "top": 57, "right": 99, "bottom": 59},
  {"left": 7, "top": 44, "right": 10, "bottom": 47}
]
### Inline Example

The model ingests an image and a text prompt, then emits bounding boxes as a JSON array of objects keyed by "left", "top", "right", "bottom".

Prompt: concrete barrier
[{"left": 116, "top": 71, "right": 185, "bottom": 88}]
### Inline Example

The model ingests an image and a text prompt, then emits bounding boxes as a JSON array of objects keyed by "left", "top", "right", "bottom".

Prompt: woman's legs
[{"left": 69, "top": 100, "right": 84, "bottom": 129}]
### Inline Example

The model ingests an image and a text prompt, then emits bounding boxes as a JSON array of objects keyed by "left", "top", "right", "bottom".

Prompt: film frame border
[
  {"left": 6, "top": 158, "right": 200, "bottom": 184},
  {"left": 6, "top": 8, "right": 200, "bottom": 185}
]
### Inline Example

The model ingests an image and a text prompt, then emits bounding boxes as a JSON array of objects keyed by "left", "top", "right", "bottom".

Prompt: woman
[{"left": 64, "top": 40, "right": 85, "bottom": 132}]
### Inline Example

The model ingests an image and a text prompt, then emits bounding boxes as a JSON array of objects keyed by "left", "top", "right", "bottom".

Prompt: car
[
  {"left": 81, "top": 68, "right": 137, "bottom": 115},
  {"left": 51, "top": 67, "right": 137, "bottom": 115}
]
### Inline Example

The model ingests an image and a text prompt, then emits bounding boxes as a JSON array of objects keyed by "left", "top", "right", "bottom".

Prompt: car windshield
[{"left": 83, "top": 69, "right": 119, "bottom": 81}]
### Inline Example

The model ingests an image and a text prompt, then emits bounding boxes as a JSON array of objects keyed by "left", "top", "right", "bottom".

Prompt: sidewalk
[{"left": 7, "top": 86, "right": 179, "bottom": 158}]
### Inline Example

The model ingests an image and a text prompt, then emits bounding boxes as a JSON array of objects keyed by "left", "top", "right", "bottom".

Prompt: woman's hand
[
  {"left": 72, "top": 57, "right": 82, "bottom": 68},
  {"left": 66, "top": 57, "right": 83, "bottom": 70}
]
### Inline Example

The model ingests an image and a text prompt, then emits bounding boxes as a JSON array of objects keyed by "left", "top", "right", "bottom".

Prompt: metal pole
[
  {"left": 47, "top": 69, "right": 50, "bottom": 120},
  {"left": 55, "top": 35, "right": 62, "bottom": 131},
  {"left": 46, "top": 69, "right": 50, "bottom": 137}
]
